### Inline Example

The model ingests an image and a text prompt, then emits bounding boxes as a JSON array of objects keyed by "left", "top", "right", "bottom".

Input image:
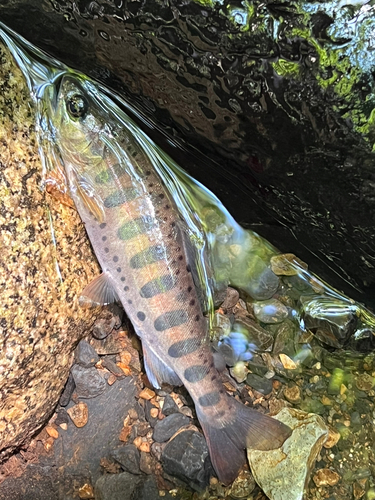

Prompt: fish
[{"left": 43, "top": 73, "right": 292, "bottom": 484}]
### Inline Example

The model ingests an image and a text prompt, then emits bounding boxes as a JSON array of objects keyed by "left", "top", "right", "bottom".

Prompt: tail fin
[{"left": 197, "top": 399, "right": 292, "bottom": 485}]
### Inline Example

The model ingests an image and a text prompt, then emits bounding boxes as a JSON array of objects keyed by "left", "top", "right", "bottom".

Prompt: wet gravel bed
[{"left": 0, "top": 293, "right": 375, "bottom": 500}]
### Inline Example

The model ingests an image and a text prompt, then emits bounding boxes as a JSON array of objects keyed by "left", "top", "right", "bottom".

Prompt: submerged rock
[
  {"left": 0, "top": 41, "right": 101, "bottom": 460},
  {"left": 248, "top": 408, "right": 328, "bottom": 500}
]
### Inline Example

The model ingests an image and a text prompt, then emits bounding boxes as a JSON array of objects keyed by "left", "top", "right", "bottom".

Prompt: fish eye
[{"left": 66, "top": 93, "right": 88, "bottom": 118}]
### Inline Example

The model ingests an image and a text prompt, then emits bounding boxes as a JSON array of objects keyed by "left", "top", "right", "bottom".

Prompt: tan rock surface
[{"left": 0, "top": 42, "right": 100, "bottom": 460}]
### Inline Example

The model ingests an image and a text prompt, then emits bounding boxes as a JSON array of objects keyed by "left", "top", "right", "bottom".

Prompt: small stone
[
  {"left": 253, "top": 299, "right": 289, "bottom": 324},
  {"left": 59, "top": 423, "right": 68, "bottom": 431},
  {"left": 59, "top": 373, "right": 76, "bottom": 407},
  {"left": 153, "top": 413, "right": 190, "bottom": 442},
  {"left": 92, "top": 316, "right": 118, "bottom": 340},
  {"left": 139, "top": 441, "right": 151, "bottom": 453},
  {"left": 119, "top": 426, "right": 131, "bottom": 442},
  {"left": 111, "top": 444, "right": 141, "bottom": 475},
  {"left": 313, "top": 468, "right": 340, "bottom": 487},
  {"left": 150, "top": 408, "right": 158, "bottom": 418},
  {"left": 221, "top": 287, "right": 240, "bottom": 312},
  {"left": 211, "top": 312, "right": 232, "bottom": 339},
  {"left": 140, "top": 451, "right": 154, "bottom": 474},
  {"left": 120, "top": 352, "right": 132, "bottom": 365},
  {"left": 95, "top": 471, "right": 142, "bottom": 500},
  {"left": 75, "top": 340, "right": 100, "bottom": 367},
  {"left": 246, "top": 373, "right": 273, "bottom": 395},
  {"left": 102, "top": 357, "right": 125, "bottom": 377},
  {"left": 179, "top": 406, "right": 193, "bottom": 418},
  {"left": 270, "top": 253, "right": 307, "bottom": 276},
  {"left": 144, "top": 400, "right": 159, "bottom": 427},
  {"left": 139, "top": 388, "right": 156, "bottom": 400},
  {"left": 243, "top": 256, "right": 280, "bottom": 300},
  {"left": 248, "top": 408, "right": 328, "bottom": 500},
  {"left": 78, "top": 483, "right": 95, "bottom": 499},
  {"left": 353, "top": 481, "right": 366, "bottom": 499},
  {"left": 128, "top": 408, "right": 138, "bottom": 420},
  {"left": 117, "top": 362, "right": 131, "bottom": 376},
  {"left": 328, "top": 368, "right": 344, "bottom": 395},
  {"left": 45, "top": 426, "right": 59, "bottom": 439},
  {"left": 162, "top": 430, "right": 211, "bottom": 489},
  {"left": 234, "top": 313, "right": 274, "bottom": 351},
  {"left": 67, "top": 403, "right": 89, "bottom": 428},
  {"left": 355, "top": 373, "right": 375, "bottom": 392},
  {"left": 71, "top": 365, "right": 106, "bottom": 399},
  {"left": 55, "top": 408, "right": 69, "bottom": 425},
  {"left": 279, "top": 353, "right": 298, "bottom": 370},
  {"left": 284, "top": 385, "right": 301, "bottom": 404},
  {"left": 162, "top": 395, "right": 179, "bottom": 416},
  {"left": 230, "top": 361, "right": 249, "bottom": 383},
  {"left": 321, "top": 395, "right": 332, "bottom": 406},
  {"left": 323, "top": 426, "right": 341, "bottom": 449},
  {"left": 151, "top": 441, "right": 165, "bottom": 461},
  {"left": 229, "top": 469, "right": 256, "bottom": 499},
  {"left": 107, "top": 374, "right": 117, "bottom": 385},
  {"left": 44, "top": 436, "right": 55, "bottom": 452}
]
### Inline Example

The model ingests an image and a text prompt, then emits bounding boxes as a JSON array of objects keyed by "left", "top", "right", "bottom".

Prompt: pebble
[
  {"left": 139, "top": 387, "right": 156, "bottom": 400},
  {"left": 221, "top": 287, "right": 240, "bottom": 312},
  {"left": 161, "top": 395, "right": 180, "bottom": 416},
  {"left": 323, "top": 426, "right": 341, "bottom": 449},
  {"left": 150, "top": 441, "right": 165, "bottom": 461},
  {"left": 313, "top": 468, "right": 340, "bottom": 487},
  {"left": 279, "top": 353, "right": 298, "bottom": 370},
  {"left": 355, "top": 373, "right": 375, "bottom": 392},
  {"left": 101, "top": 357, "right": 125, "bottom": 377},
  {"left": 153, "top": 413, "right": 190, "bottom": 443},
  {"left": 144, "top": 400, "right": 159, "bottom": 427},
  {"left": 119, "top": 426, "right": 131, "bottom": 442},
  {"left": 246, "top": 373, "right": 273, "bottom": 395},
  {"left": 67, "top": 402, "right": 89, "bottom": 428},
  {"left": 253, "top": 299, "right": 289, "bottom": 324},
  {"left": 229, "top": 469, "right": 256, "bottom": 499},
  {"left": 45, "top": 426, "right": 59, "bottom": 439},
  {"left": 59, "top": 373, "right": 76, "bottom": 406},
  {"left": 248, "top": 408, "right": 328, "bottom": 500},
  {"left": 270, "top": 253, "right": 308, "bottom": 276},
  {"left": 71, "top": 365, "right": 107, "bottom": 399},
  {"left": 78, "top": 483, "right": 95, "bottom": 499},
  {"left": 283, "top": 385, "right": 301, "bottom": 404},
  {"left": 75, "top": 340, "right": 100, "bottom": 368},
  {"left": 230, "top": 361, "right": 248, "bottom": 383},
  {"left": 234, "top": 313, "right": 274, "bottom": 351},
  {"left": 245, "top": 257, "right": 280, "bottom": 300},
  {"left": 212, "top": 312, "right": 232, "bottom": 339},
  {"left": 55, "top": 408, "right": 70, "bottom": 426},
  {"left": 111, "top": 444, "right": 141, "bottom": 475},
  {"left": 140, "top": 451, "right": 154, "bottom": 474},
  {"left": 162, "top": 430, "right": 211, "bottom": 489},
  {"left": 92, "top": 316, "right": 118, "bottom": 340}
]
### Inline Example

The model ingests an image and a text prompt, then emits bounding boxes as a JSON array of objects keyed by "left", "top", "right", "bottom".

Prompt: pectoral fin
[
  {"left": 79, "top": 272, "right": 119, "bottom": 307},
  {"left": 75, "top": 176, "right": 106, "bottom": 224}
]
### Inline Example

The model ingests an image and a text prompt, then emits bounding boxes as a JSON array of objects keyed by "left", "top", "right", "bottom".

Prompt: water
[{"left": 1, "top": 20, "right": 375, "bottom": 500}]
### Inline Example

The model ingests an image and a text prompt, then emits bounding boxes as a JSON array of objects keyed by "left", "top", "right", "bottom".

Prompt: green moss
[{"left": 272, "top": 58, "right": 301, "bottom": 78}]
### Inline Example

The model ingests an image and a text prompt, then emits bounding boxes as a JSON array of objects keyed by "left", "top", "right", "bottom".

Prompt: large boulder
[
  {"left": 0, "top": 1, "right": 374, "bottom": 309},
  {"left": 0, "top": 42, "right": 100, "bottom": 460}
]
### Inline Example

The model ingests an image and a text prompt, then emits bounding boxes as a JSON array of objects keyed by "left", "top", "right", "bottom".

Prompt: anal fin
[
  {"left": 79, "top": 272, "right": 119, "bottom": 307},
  {"left": 142, "top": 342, "right": 182, "bottom": 389}
]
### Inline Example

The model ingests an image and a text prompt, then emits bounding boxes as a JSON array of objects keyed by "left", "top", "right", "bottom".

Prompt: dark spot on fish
[
  {"left": 167, "top": 233, "right": 172, "bottom": 238},
  {"left": 171, "top": 222, "right": 175, "bottom": 227},
  {"left": 121, "top": 277, "right": 125, "bottom": 282},
  {"left": 149, "top": 183, "right": 154, "bottom": 188},
  {"left": 159, "top": 194, "right": 164, "bottom": 199},
  {"left": 216, "top": 410, "right": 226, "bottom": 418},
  {"left": 178, "top": 255, "right": 183, "bottom": 261},
  {"left": 211, "top": 375, "right": 217, "bottom": 381},
  {"left": 209, "top": 362, "right": 214, "bottom": 368},
  {"left": 146, "top": 170, "right": 151, "bottom": 176},
  {"left": 189, "top": 299, "right": 195, "bottom": 306},
  {"left": 168, "top": 337, "right": 201, "bottom": 358},
  {"left": 154, "top": 310, "right": 188, "bottom": 332},
  {"left": 175, "top": 269, "right": 180, "bottom": 275},
  {"left": 104, "top": 248, "right": 109, "bottom": 253},
  {"left": 117, "top": 267, "right": 121, "bottom": 273},
  {"left": 128, "top": 300, "right": 132, "bottom": 304},
  {"left": 124, "top": 286, "right": 129, "bottom": 291},
  {"left": 184, "top": 365, "right": 209, "bottom": 383},
  {"left": 117, "top": 216, "right": 155, "bottom": 241},
  {"left": 140, "top": 275, "right": 176, "bottom": 299},
  {"left": 104, "top": 187, "right": 138, "bottom": 208},
  {"left": 165, "top": 204, "right": 170, "bottom": 209},
  {"left": 198, "top": 391, "right": 221, "bottom": 407},
  {"left": 130, "top": 245, "right": 166, "bottom": 269},
  {"left": 195, "top": 315, "right": 200, "bottom": 321},
  {"left": 113, "top": 256, "right": 119, "bottom": 262},
  {"left": 102, "top": 236, "right": 107, "bottom": 241},
  {"left": 186, "top": 265, "right": 191, "bottom": 272},
  {"left": 137, "top": 311, "right": 146, "bottom": 321},
  {"left": 219, "top": 389, "right": 225, "bottom": 394},
  {"left": 188, "top": 286, "right": 192, "bottom": 293},
  {"left": 100, "top": 223, "right": 106, "bottom": 229}
]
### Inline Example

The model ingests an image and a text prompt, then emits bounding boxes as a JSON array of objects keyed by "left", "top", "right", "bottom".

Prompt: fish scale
[{"left": 49, "top": 74, "right": 292, "bottom": 485}]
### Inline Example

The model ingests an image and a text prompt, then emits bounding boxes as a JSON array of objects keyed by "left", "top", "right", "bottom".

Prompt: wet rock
[
  {"left": 246, "top": 373, "right": 273, "bottom": 395},
  {"left": 211, "top": 312, "right": 232, "bottom": 340},
  {"left": 230, "top": 361, "right": 248, "bottom": 383},
  {"left": 139, "top": 451, "right": 155, "bottom": 474},
  {"left": 59, "top": 373, "right": 76, "bottom": 407},
  {"left": 67, "top": 402, "right": 89, "bottom": 428},
  {"left": 248, "top": 408, "right": 328, "bottom": 500},
  {"left": 71, "top": 365, "right": 107, "bottom": 399},
  {"left": 323, "top": 426, "right": 340, "bottom": 449},
  {"left": 153, "top": 413, "right": 190, "bottom": 443},
  {"left": 92, "top": 316, "right": 118, "bottom": 340},
  {"left": 162, "top": 395, "right": 180, "bottom": 416},
  {"left": 313, "top": 468, "right": 340, "bottom": 487},
  {"left": 111, "top": 444, "right": 141, "bottom": 475},
  {"left": 283, "top": 385, "right": 301, "bottom": 404},
  {"left": 221, "top": 287, "right": 240, "bottom": 312},
  {"left": 75, "top": 340, "right": 100, "bottom": 368},
  {"left": 234, "top": 314, "right": 274, "bottom": 351},
  {"left": 101, "top": 358, "right": 125, "bottom": 378},
  {"left": 132, "top": 475, "right": 175, "bottom": 500},
  {"left": 253, "top": 299, "right": 289, "bottom": 324},
  {"left": 272, "top": 320, "right": 297, "bottom": 356},
  {"left": 355, "top": 373, "right": 375, "bottom": 392},
  {"left": 55, "top": 408, "right": 70, "bottom": 426},
  {"left": 139, "top": 387, "right": 155, "bottom": 400},
  {"left": 279, "top": 353, "right": 298, "bottom": 370},
  {"left": 95, "top": 471, "right": 142, "bottom": 500},
  {"left": 150, "top": 441, "right": 166, "bottom": 461},
  {"left": 162, "top": 430, "right": 211, "bottom": 489},
  {"left": 243, "top": 257, "right": 280, "bottom": 300}
]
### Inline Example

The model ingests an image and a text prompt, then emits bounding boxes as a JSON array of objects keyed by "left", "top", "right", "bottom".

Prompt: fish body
[{"left": 49, "top": 75, "right": 291, "bottom": 484}]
